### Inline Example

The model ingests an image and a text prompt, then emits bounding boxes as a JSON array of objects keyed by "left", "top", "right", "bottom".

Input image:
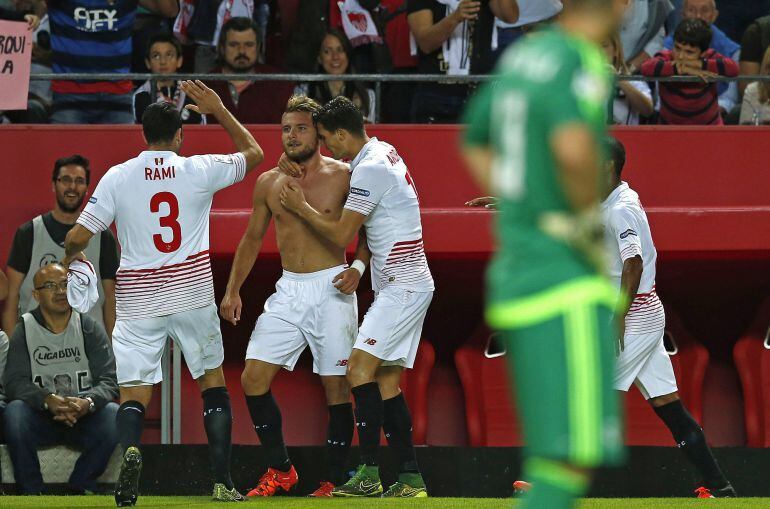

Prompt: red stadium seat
[
  {"left": 456, "top": 311, "right": 710, "bottom": 447},
  {"left": 623, "top": 308, "right": 709, "bottom": 446},
  {"left": 178, "top": 342, "right": 435, "bottom": 445},
  {"left": 733, "top": 297, "right": 770, "bottom": 447},
  {"left": 455, "top": 328, "right": 523, "bottom": 446}
]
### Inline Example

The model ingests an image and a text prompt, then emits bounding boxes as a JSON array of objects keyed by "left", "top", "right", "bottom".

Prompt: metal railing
[{"left": 28, "top": 72, "right": 770, "bottom": 123}]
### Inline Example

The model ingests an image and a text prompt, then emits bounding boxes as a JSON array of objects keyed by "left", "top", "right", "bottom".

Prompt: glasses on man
[
  {"left": 56, "top": 176, "right": 87, "bottom": 186},
  {"left": 35, "top": 281, "right": 68, "bottom": 292}
]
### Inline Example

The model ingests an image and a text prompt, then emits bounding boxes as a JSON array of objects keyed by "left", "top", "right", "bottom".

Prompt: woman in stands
[
  {"left": 603, "top": 33, "right": 654, "bottom": 125},
  {"left": 295, "top": 28, "right": 376, "bottom": 123},
  {"left": 739, "top": 46, "right": 770, "bottom": 124}
]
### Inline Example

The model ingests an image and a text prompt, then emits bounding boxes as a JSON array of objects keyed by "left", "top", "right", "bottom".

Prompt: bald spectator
[
  {"left": 3, "top": 264, "right": 119, "bottom": 495},
  {"left": 2, "top": 155, "right": 119, "bottom": 338},
  {"left": 738, "top": 14, "right": 770, "bottom": 97},
  {"left": 205, "top": 17, "right": 295, "bottom": 124},
  {"left": 663, "top": 0, "right": 740, "bottom": 117}
]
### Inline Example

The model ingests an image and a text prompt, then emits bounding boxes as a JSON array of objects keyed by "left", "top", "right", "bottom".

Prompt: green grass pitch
[{"left": 1, "top": 498, "right": 767, "bottom": 508}]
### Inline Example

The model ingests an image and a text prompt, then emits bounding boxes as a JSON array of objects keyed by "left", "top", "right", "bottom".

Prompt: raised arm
[
  {"left": 181, "top": 80, "right": 264, "bottom": 174},
  {"left": 220, "top": 172, "right": 274, "bottom": 325},
  {"left": 489, "top": 0, "right": 519, "bottom": 24},
  {"left": 408, "top": 1, "right": 479, "bottom": 55}
]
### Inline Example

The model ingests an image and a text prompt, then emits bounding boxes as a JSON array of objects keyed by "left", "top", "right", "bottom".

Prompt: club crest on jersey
[
  {"left": 350, "top": 187, "right": 370, "bottom": 197},
  {"left": 619, "top": 229, "right": 637, "bottom": 239}
]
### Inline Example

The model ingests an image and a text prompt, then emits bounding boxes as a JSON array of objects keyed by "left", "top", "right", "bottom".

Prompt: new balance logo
[
  {"left": 364, "top": 338, "right": 377, "bottom": 346},
  {"left": 336, "top": 359, "right": 348, "bottom": 366}
]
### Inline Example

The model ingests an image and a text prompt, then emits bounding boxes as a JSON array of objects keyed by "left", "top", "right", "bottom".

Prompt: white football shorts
[
  {"left": 614, "top": 327, "right": 679, "bottom": 399},
  {"left": 112, "top": 303, "right": 224, "bottom": 386},
  {"left": 246, "top": 265, "right": 358, "bottom": 376},
  {"left": 354, "top": 286, "right": 433, "bottom": 369}
]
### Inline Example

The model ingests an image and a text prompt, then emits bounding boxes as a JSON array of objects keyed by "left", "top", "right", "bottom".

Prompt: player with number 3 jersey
[{"left": 64, "top": 80, "right": 265, "bottom": 506}]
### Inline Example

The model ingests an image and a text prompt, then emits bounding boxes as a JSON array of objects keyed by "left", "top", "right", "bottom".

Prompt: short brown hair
[{"left": 285, "top": 95, "right": 322, "bottom": 115}]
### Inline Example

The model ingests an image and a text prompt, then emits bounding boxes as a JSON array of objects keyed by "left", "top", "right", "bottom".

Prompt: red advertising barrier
[{"left": 2, "top": 124, "right": 769, "bottom": 264}]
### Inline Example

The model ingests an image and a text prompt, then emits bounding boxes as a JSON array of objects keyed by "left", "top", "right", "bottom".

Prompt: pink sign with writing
[{"left": 0, "top": 20, "right": 33, "bottom": 110}]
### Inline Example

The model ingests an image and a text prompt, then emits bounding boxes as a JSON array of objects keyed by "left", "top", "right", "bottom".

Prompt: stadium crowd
[{"left": 2, "top": 0, "right": 770, "bottom": 124}]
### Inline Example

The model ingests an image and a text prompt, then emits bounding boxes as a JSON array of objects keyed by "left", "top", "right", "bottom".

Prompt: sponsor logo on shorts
[
  {"left": 335, "top": 359, "right": 348, "bottom": 366},
  {"left": 619, "top": 229, "right": 637, "bottom": 239},
  {"left": 88, "top": 196, "right": 97, "bottom": 204},
  {"left": 363, "top": 338, "right": 377, "bottom": 346},
  {"left": 350, "top": 187, "right": 370, "bottom": 197}
]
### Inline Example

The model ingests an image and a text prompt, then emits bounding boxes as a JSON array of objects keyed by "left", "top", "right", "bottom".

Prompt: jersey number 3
[{"left": 150, "top": 192, "right": 182, "bottom": 253}]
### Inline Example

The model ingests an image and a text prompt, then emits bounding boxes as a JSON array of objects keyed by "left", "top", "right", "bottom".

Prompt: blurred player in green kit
[{"left": 461, "top": 1, "right": 627, "bottom": 508}]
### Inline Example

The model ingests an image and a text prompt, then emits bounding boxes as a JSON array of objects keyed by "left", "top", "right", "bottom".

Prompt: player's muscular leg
[
  {"left": 648, "top": 391, "right": 680, "bottom": 408},
  {"left": 346, "top": 348, "right": 383, "bottom": 388},
  {"left": 197, "top": 365, "right": 226, "bottom": 391},
  {"left": 242, "top": 359, "right": 282, "bottom": 395},
  {"left": 120, "top": 385, "right": 153, "bottom": 409},
  {"left": 375, "top": 365, "right": 403, "bottom": 400},
  {"left": 321, "top": 375, "right": 350, "bottom": 405}
]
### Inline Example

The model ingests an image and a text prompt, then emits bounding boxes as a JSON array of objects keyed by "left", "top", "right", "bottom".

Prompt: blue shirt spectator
[{"left": 663, "top": 0, "right": 740, "bottom": 113}]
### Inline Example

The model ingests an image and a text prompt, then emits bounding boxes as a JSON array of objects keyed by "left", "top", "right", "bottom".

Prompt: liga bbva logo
[{"left": 34, "top": 345, "right": 82, "bottom": 365}]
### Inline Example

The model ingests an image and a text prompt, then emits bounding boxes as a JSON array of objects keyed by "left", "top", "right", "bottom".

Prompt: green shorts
[{"left": 487, "top": 276, "right": 625, "bottom": 467}]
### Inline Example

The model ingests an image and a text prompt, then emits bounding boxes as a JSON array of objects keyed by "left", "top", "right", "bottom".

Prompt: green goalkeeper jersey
[{"left": 464, "top": 27, "right": 612, "bottom": 310}]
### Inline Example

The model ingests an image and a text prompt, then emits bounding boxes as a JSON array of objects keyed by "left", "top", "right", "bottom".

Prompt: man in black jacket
[{"left": 3, "top": 263, "right": 119, "bottom": 495}]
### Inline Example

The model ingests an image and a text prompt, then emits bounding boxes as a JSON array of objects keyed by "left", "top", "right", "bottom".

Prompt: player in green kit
[{"left": 461, "top": 1, "right": 626, "bottom": 509}]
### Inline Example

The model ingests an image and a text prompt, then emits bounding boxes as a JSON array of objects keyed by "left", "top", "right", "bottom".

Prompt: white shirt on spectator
[
  {"left": 620, "top": 0, "right": 666, "bottom": 60},
  {"left": 495, "top": 0, "right": 561, "bottom": 29},
  {"left": 613, "top": 80, "right": 652, "bottom": 125},
  {"left": 739, "top": 82, "right": 770, "bottom": 125}
]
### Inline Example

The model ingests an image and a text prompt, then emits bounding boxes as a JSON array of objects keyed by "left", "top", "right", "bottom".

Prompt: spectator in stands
[
  {"left": 330, "top": 0, "right": 420, "bottom": 122},
  {"left": 715, "top": 0, "right": 770, "bottom": 44},
  {"left": 0, "top": 4, "right": 39, "bottom": 28},
  {"left": 48, "top": 0, "right": 178, "bottom": 124},
  {"left": 407, "top": 0, "right": 520, "bottom": 123},
  {"left": 205, "top": 17, "right": 294, "bottom": 124},
  {"left": 2, "top": 155, "right": 119, "bottom": 337},
  {"left": 738, "top": 14, "right": 770, "bottom": 97},
  {"left": 663, "top": 0, "right": 740, "bottom": 119},
  {"left": 0, "top": 0, "right": 48, "bottom": 124},
  {"left": 619, "top": 0, "right": 673, "bottom": 73},
  {"left": 2, "top": 263, "right": 119, "bottom": 495},
  {"left": 178, "top": 0, "right": 267, "bottom": 73},
  {"left": 492, "top": 0, "right": 562, "bottom": 61},
  {"left": 332, "top": 0, "right": 394, "bottom": 73},
  {"left": 739, "top": 47, "right": 770, "bottom": 124},
  {"left": 604, "top": 33, "right": 654, "bottom": 124},
  {"left": 284, "top": 0, "right": 332, "bottom": 73},
  {"left": 641, "top": 18, "right": 738, "bottom": 124},
  {"left": 295, "top": 29, "right": 376, "bottom": 122},
  {"left": 133, "top": 33, "right": 205, "bottom": 124}
]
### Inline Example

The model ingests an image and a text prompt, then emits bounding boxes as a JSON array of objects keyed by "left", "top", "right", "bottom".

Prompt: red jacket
[
  {"left": 641, "top": 48, "right": 739, "bottom": 125},
  {"left": 205, "top": 65, "right": 295, "bottom": 124}
]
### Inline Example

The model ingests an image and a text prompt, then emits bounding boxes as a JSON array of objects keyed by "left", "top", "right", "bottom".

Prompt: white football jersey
[
  {"left": 344, "top": 138, "right": 434, "bottom": 293},
  {"left": 602, "top": 182, "right": 665, "bottom": 335},
  {"left": 78, "top": 150, "right": 246, "bottom": 319}
]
